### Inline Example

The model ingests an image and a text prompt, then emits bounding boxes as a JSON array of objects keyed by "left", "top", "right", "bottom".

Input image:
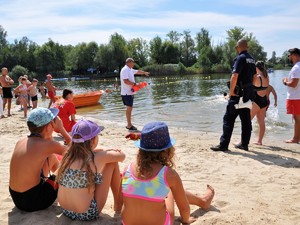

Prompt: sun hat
[
  {"left": 27, "top": 107, "right": 59, "bottom": 127},
  {"left": 134, "top": 121, "right": 175, "bottom": 152},
  {"left": 71, "top": 119, "right": 104, "bottom": 143}
]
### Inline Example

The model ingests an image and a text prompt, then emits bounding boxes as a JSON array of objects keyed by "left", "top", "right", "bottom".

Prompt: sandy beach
[{"left": 1, "top": 103, "right": 300, "bottom": 225}]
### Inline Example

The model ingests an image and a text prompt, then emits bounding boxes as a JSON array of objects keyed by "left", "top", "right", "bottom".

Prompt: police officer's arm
[{"left": 229, "top": 73, "right": 239, "bottom": 96}]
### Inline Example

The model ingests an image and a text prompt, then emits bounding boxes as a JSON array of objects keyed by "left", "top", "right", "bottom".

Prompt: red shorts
[
  {"left": 286, "top": 99, "right": 300, "bottom": 115},
  {"left": 48, "top": 91, "right": 55, "bottom": 99}
]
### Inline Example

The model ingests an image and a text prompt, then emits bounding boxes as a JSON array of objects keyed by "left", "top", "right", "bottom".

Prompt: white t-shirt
[
  {"left": 120, "top": 65, "right": 137, "bottom": 95},
  {"left": 287, "top": 61, "right": 300, "bottom": 100}
]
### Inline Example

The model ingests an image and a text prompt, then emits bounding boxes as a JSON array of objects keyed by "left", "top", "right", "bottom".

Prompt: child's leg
[
  {"left": 185, "top": 185, "right": 215, "bottom": 210},
  {"left": 165, "top": 191, "right": 175, "bottom": 224},
  {"left": 32, "top": 100, "right": 38, "bottom": 109},
  {"left": 0, "top": 96, "right": 4, "bottom": 117},
  {"left": 95, "top": 162, "right": 122, "bottom": 213}
]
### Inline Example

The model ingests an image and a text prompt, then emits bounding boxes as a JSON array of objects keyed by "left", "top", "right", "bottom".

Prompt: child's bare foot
[{"left": 200, "top": 185, "right": 215, "bottom": 210}]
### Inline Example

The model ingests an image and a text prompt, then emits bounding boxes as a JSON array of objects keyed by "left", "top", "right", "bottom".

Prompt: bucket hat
[{"left": 134, "top": 121, "right": 175, "bottom": 151}]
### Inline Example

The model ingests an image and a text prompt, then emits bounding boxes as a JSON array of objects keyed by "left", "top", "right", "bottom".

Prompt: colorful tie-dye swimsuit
[{"left": 121, "top": 163, "right": 170, "bottom": 202}]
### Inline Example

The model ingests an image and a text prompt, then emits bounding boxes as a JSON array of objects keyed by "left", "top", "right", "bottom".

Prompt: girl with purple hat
[
  {"left": 121, "top": 121, "right": 215, "bottom": 225},
  {"left": 56, "top": 119, "right": 125, "bottom": 221}
]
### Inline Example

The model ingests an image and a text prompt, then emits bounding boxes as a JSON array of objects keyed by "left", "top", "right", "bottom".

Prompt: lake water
[{"left": 49, "top": 70, "right": 293, "bottom": 141}]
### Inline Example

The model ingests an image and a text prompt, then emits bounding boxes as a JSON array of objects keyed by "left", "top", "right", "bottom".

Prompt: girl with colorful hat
[{"left": 121, "top": 121, "right": 215, "bottom": 225}]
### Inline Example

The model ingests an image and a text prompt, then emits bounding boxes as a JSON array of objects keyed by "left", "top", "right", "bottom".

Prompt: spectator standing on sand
[
  {"left": 45, "top": 74, "right": 57, "bottom": 108},
  {"left": 0, "top": 67, "right": 14, "bottom": 116},
  {"left": 28, "top": 79, "right": 39, "bottom": 109},
  {"left": 282, "top": 48, "right": 300, "bottom": 144}
]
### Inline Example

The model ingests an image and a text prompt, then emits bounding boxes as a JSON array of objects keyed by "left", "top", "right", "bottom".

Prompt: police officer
[{"left": 211, "top": 39, "right": 256, "bottom": 151}]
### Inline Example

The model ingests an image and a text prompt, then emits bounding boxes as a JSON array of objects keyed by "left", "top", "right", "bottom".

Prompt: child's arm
[
  {"left": 94, "top": 149, "right": 126, "bottom": 165},
  {"left": 271, "top": 87, "right": 278, "bottom": 107},
  {"left": 167, "top": 169, "right": 196, "bottom": 224}
]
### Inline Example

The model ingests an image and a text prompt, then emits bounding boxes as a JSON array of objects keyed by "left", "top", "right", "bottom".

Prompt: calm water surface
[{"left": 50, "top": 70, "right": 293, "bottom": 141}]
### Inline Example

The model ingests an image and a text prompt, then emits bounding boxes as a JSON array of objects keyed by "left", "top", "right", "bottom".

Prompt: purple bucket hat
[
  {"left": 71, "top": 119, "right": 104, "bottom": 143},
  {"left": 134, "top": 121, "right": 175, "bottom": 151}
]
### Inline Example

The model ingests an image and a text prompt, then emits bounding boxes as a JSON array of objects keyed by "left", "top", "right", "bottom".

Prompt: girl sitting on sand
[
  {"left": 56, "top": 119, "right": 125, "bottom": 221},
  {"left": 121, "top": 121, "right": 215, "bottom": 225}
]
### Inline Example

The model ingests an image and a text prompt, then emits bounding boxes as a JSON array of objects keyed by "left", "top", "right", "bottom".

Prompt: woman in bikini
[
  {"left": 251, "top": 61, "right": 270, "bottom": 145},
  {"left": 121, "top": 121, "right": 215, "bottom": 225},
  {"left": 14, "top": 76, "right": 29, "bottom": 118},
  {"left": 56, "top": 119, "right": 125, "bottom": 221}
]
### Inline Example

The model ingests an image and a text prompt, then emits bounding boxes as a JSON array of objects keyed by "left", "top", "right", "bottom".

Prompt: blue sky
[{"left": 1, "top": 0, "right": 299, "bottom": 58}]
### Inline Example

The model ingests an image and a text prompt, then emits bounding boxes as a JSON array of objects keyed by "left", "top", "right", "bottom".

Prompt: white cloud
[{"left": 1, "top": 0, "right": 299, "bottom": 57}]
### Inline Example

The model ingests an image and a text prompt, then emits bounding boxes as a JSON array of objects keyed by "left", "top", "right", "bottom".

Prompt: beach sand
[{"left": 1, "top": 104, "right": 300, "bottom": 225}]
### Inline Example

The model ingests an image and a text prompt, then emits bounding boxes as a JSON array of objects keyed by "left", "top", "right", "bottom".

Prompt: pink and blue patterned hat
[
  {"left": 27, "top": 107, "right": 59, "bottom": 127},
  {"left": 134, "top": 121, "right": 175, "bottom": 151}
]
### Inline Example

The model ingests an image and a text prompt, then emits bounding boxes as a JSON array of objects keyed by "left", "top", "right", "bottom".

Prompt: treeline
[{"left": 0, "top": 25, "right": 290, "bottom": 80}]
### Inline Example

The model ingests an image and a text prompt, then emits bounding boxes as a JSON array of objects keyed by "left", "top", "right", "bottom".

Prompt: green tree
[
  {"left": 34, "top": 39, "right": 65, "bottom": 74},
  {"left": 10, "top": 65, "right": 29, "bottom": 80},
  {"left": 196, "top": 28, "right": 211, "bottom": 53},
  {"left": 76, "top": 42, "right": 98, "bottom": 74},
  {"left": 166, "top": 30, "right": 182, "bottom": 44},
  {"left": 127, "top": 38, "right": 149, "bottom": 67},
  {"left": 161, "top": 41, "right": 180, "bottom": 64},
  {"left": 109, "top": 33, "right": 128, "bottom": 72},
  {"left": 94, "top": 44, "right": 114, "bottom": 74},
  {"left": 10, "top": 37, "right": 37, "bottom": 72},
  {"left": 180, "top": 30, "right": 196, "bottom": 67},
  {"left": 149, "top": 36, "right": 163, "bottom": 64}
]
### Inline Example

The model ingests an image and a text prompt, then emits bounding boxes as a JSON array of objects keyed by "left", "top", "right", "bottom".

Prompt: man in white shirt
[
  {"left": 282, "top": 48, "right": 300, "bottom": 143},
  {"left": 120, "top": 58, "right": 150, "bottom": 130}
]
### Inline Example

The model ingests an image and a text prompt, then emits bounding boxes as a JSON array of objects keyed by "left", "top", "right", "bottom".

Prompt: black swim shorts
[
  {"left": 121, "top": 95, "right": 134, "bottom": 107},
  {"left": 2, "top": 87, "right": 13, "bottom": 98},
  {"left": 31, "top": 95, "right": 38, "bottom": 101},
  {"left": 9, "top": 175, "right": 58, "bottom": 212}
]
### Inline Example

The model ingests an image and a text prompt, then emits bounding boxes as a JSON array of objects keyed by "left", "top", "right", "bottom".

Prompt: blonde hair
[{"left": 56, "top": 136, "right": 97, "bottom": 191}]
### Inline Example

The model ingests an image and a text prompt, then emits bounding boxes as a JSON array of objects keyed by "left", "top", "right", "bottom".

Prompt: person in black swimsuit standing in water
[{"left": 251, "top": 61, "right": 269, "bottom": 145}]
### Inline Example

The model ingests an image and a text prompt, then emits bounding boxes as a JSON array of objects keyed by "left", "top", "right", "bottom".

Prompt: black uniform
[{"left": 219, "top": 50, "right": 256, "bottom": 149}]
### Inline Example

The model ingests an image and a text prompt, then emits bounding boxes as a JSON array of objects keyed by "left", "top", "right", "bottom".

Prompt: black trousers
[{"left": 219, "top": 96, "right": 252, "bottom": 148}]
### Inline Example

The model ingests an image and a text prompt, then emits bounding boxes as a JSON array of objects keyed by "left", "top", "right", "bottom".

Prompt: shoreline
[{"left": 1, "top": 105, "right": 300, "bottom": 225}]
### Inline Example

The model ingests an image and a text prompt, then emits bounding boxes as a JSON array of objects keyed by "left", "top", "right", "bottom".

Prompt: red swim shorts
[
  {"left": 286, "top": 99, "right": 300, "bottom": 115},
  {"left": 48, "top": 91, "right": 55, "bottom": 99}
]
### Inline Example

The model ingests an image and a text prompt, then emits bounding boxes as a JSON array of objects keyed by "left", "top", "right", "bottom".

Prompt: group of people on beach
[
  {"left": 0, "top": 68, "right": 50, "bottom": 118},
  {"left": 3, "top": 40, "right": 300, "bottom": 224},
  {"left": 211, "top": 40, "right": 300, "bottom": 152},
  {"left": 8, "top": 106, "right": 215, "bottom": 224}
]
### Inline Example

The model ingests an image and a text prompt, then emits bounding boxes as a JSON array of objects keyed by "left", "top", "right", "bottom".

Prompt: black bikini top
[{"left": 253, "top": 76, "right": 268, "bottom": 91}]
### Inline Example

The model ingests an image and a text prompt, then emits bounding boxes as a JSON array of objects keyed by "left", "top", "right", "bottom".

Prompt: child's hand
[{"left": 180, "top": 216, "right": 197, "bottom": 224}]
